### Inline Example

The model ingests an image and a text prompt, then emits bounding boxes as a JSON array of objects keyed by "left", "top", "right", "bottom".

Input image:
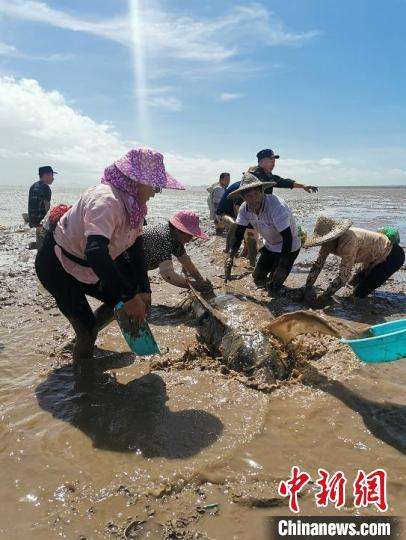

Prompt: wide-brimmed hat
[
  {"left": 228, "top": 172, "right": 276, "bottom": 199},
  {"left": 114, "top": 148, "right": 185, "bottom": 190},
  {"left": 169, "top": 210, "right": 209, "bottom": 240},
  {"left": 304, "top": 216, "right": 352, "bottom": 248}
]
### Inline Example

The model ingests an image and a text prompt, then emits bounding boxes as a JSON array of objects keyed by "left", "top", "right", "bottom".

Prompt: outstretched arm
[
  {"left": 324, "top": 253, "right": 357, "bottom": 297},
  {"left": 292, "top": 181, "right": 318, "bottom": 193},
  {"left": 305, "top": 246, "right": 329, "bottom": 289},
  {"left": 229, "top": 224, "right": 247, "bottom": 255},
  {"left": 178, "top": 253, "right": 203, "bottom": 281},
  {"left": 159, "top": 259, "right": 189, "bottom": 288}
]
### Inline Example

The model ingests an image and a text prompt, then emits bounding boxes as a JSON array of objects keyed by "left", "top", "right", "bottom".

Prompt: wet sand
[{"left": 0, "top": 205, "right": 406, "bottom": 538}]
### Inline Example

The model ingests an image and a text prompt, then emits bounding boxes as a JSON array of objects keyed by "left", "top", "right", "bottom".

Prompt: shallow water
[
  {"left": 1, "top": 185, "right": 405, "bottom": 237},
  {"left": 0, "top": 185, "right": 405, "bottom": 538}
]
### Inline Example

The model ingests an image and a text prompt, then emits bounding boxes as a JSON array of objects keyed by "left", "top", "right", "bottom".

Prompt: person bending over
[
  {"left": 35, "top": 148, "right": 184, "bottom": 373},
  {"left": 304, "top": 216, "right": 405, "bottom": 307},
  {"left": 225, "top": 173, "right": 301, "bottom": 290},
  {"left": 118, "top": 211, "right": 212, "bottom": 293}
]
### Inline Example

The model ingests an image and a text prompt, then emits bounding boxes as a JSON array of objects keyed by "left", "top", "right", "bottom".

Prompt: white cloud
[
  {"left": 0, "top": 1, "right": 319, "bottom": 64},
  {"left": 0, "top": 76, "right": 129, "bottom": 184},
  {"left": 0, "top": 42, "right": 17, "bottom": 55},
  {"left": 0, "top": 39, "right": 73, "bottom": 61},
  {"left": 218, "top": 93, "right": 243, "bottom": 102},
  {"left": 1, "top": 76, "right": 402, "bottom": 187},
  {"left": 148, "top": 96, "right": 182, "bottom": 112},
  {"left": 147, "top": 86, "right": 182, "bottom": 112},
  {"left": 228, "top": 4, "right": 320, "bottom": 45}
]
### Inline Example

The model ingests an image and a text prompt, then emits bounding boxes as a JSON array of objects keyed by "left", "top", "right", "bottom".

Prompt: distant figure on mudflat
[
  {"left": 207, "top": 172, "right": 231, "bottom": 233},
  {"left": 28, "top": 165, "right": 57, "bottom": 247}
]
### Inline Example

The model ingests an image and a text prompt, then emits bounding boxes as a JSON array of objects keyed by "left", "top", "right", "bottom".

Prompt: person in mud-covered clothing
[
  {"left": 304, "top": 216, "right": 405, "bottom": 307},
  {"left": 117, "top": 211, "right": 212, "bottom": 292},
  {"left": 28, "top": 166, "right": 56, "bottom": 247}
]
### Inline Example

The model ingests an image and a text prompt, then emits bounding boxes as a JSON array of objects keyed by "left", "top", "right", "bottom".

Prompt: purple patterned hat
[{"left": 114, "top": 148, "right": 185, "bottom": 190}]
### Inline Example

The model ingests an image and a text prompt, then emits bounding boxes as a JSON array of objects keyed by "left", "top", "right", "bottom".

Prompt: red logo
[
  {"left": 279, "top": 467, "right": 388, "bottom": 513},
  {"left": 353, "top": 469, "right": 388, "bottom": 512},
  {"left": 315, "top": 468, "right": 347, "bottom": 509},
  {"left": 278, "top": 466, "right": 311, "bottom": 513}
]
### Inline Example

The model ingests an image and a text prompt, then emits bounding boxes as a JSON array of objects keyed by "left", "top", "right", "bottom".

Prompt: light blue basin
[{"left": 341, "top": 319, "right": 406, "bottom": 363}]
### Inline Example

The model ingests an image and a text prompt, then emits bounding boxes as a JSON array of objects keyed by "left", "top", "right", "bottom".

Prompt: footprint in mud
[{"left": 35, "top": 368, "right": 223, "bottom": 457}]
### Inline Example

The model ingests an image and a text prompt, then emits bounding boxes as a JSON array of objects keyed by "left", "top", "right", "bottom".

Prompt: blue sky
[{"left": 0, "top": 0, "right": 405, "bottom": 186}]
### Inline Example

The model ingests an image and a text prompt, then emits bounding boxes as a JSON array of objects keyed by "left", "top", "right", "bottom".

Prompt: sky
[{"left": 0, "top": 0, "right": 405, "bottom": 187}]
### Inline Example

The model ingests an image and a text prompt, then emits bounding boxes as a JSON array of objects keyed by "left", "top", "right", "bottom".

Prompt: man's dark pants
[{"left": 253, "top": 246, "right": 300, "bottom": 286}]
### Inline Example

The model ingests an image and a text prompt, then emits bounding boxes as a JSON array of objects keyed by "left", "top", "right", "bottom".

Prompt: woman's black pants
[{"left": 35, "top": 233, "right": 118, "bottom": 328}]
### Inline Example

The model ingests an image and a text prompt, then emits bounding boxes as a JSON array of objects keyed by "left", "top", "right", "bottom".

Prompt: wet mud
[{"left": 0, "top": 220, "right": 405, "bottom": 539}]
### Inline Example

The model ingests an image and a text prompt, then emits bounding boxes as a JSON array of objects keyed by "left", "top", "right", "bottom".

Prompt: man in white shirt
[{"left": 224, "top": 173, "right": 301, "bottom": 290}]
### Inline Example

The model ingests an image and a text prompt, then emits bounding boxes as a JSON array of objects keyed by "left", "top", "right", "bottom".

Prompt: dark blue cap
[
  {"left": 39, "top": 166, "right": 57, "bottom": 176},
  {"left": 256, "top": 149, "right": 280, "bottom": 161}
]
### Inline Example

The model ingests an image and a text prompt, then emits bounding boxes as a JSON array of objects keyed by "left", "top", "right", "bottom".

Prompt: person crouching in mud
[
  {"left": 35, "top": 148, "right": 185, "bottom": 375},
  {"left": 116, "top": 211, "right": 212, "bottom": 293},
  {"left": 224, "top": 173, "right": 301, "bottom": 291},
  {"left": 304, "top": 216, "right": 405, "bottom": 308}
]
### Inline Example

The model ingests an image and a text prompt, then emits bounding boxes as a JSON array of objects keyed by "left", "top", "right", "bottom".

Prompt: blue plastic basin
[
  {"left": 369, "top": 319, "right": 406, "bottom": 336},
  {"left": 341, "top": 318, "right": 406, "bottom": 363}
]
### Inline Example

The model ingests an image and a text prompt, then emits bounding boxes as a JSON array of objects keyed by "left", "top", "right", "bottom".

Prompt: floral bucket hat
[{"left": 114, "top": 148, "right": 185, "bottom": 190}]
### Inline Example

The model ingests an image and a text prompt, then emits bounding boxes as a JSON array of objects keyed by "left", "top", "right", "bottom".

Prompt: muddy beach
[{"left": 1, "top": 188, "right": 406, "bottom": 539}]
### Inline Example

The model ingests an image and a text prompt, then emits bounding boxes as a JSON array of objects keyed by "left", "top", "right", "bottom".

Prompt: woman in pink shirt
[{"left": 35, "top": 148, "right": 184, "bottom": 374}]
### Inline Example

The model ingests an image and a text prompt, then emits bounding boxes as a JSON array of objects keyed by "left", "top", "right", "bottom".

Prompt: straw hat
[
  {"left": 227, "top": 172, "right": 276, "bottom": 199},
  {"left": 304, "top": 216, "right": 352, "bottom": 248}
]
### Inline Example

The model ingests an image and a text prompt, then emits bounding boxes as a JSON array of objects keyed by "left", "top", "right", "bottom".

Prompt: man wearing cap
[
  {"left": 249, "top": 149, "right": 318, "bottom": 193},
  {"left": 225, "top": 173, "right": 301, "bottom": 290},
  {"left": 304, "top": 217, "right": 405, "bottom": 307},
  {"left": 28, "top": 166, "right": 57, "bottom": 247}
]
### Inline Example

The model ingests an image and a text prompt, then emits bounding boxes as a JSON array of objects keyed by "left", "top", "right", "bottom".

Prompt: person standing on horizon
[
  {"left": 207, "top": 172, "right": 231, "bottom": 233},
  {"left": 248, "top": 148, "right": 318, "bottom": 193},
  {"left": 28, "top": 166, "right": 57, "bottom": 247}
]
